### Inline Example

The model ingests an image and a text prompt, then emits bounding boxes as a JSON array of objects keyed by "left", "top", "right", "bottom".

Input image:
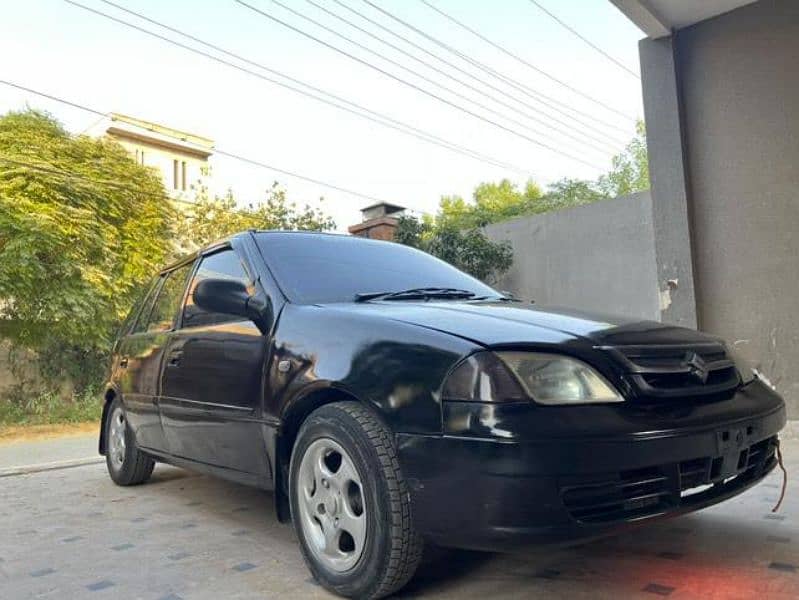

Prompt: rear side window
[
  {"left": 144, "top": 263, "right": 193, "bottom": 333},
  {"left": 182, "top": 249, "right": 250, "bottom": 328},
  {"left": 121, "top": 276, "right": 160, "bottom": 337}
]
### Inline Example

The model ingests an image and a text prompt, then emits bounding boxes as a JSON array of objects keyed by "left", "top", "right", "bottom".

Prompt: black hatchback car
[{"left": 101, "top": 231, "right": 786, "bottom": 599}]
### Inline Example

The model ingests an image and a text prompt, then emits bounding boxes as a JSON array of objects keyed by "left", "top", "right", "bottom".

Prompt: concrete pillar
[{"left": 639, "top": 36, "right": 698, "bottom": 329}]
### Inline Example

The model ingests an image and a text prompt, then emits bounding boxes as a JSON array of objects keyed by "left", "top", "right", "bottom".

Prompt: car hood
[{"left": 326, "top": 301, "right": 717, "bottom": 348}]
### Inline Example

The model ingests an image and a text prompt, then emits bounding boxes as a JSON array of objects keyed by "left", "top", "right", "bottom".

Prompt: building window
[
  {"left": 173, "top": 159, "right": 179, "bottom": 190},
  {"left": 181, "top": 161, "right": 187, "bottom": 191}
]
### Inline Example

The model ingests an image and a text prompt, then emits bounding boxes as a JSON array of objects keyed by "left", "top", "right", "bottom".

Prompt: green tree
[
  {"left": 430, "top": 120, "right": 649, "bottom": 229},
  {"left": 0, "top": 109, "right": 175, "bottom": 390},
  {"left": 438, "top": 178, "right": 543, "bottom": 229},
  {"left": 598, "top": 120, "right": 649, "bottom": 197},
  {"left": 541, "top": 177, "right": 608, "bottom": 209},
  {"left": 175, "top": 181, "right": 335, "bottom": 251},
  {"left": 394, "top": 121, "right": 650, "bottom": 283},
  {"left": 394, "top": 215, "right": 512, "bottom": 284}
]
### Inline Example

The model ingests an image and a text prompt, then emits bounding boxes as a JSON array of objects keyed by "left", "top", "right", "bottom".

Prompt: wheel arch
[{"left": 273, "top": 384, "right": 371, "bottom": 523}]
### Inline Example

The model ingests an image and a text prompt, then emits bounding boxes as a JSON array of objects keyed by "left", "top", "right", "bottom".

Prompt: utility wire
[
  {"left": 303, "top": 0, "right": 620, "bottom": 153},
  {"left": 331, "top": 0, "right": 627, "bottom": 146},
  {"left": 0, "top": 79, "right": 397, "bottom": 205},
  {"left": 236, "top": 0, "right": 605, "bottom": 170},
  {"left": 272, "top": 0, "right": 613, "bottom": 157},
  {"left": 71, "top": 0, "right": 530, "bottom": 176},
  {"left": 358, "top": 0, "right": 630, "bottom": 137},
  {"left": 418, "top": 0, "right": 635, "bottom": 122},
  {"left": 526, "top": 0, "right": 640, "bottom": 79}
]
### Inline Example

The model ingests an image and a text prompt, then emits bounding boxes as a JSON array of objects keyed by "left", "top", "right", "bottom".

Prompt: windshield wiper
[
  {"left": 469, "top": 295, "right": 521, "bottom": 302},
  {"left": 354, "top": 287, "right": 478, "bottom": 302}
]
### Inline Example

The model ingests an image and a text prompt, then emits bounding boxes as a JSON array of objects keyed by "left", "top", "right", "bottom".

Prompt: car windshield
[{"left": 255, "top": 232, "right": 500, "bottom": 304}]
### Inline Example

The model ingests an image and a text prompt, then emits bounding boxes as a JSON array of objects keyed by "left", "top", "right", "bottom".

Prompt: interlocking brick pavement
[{"left": 0, "top": 438, "right": 796, "bottom": 599}]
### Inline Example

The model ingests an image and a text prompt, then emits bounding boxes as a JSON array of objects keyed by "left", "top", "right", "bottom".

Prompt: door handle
[{"left": 119, "top": 357, "right": 129, "bottom": 368}]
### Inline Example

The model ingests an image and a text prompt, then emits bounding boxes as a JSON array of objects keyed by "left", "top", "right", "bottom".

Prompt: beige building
[{"left": 90, "top": 113, "right": 214, "bottom": 201}]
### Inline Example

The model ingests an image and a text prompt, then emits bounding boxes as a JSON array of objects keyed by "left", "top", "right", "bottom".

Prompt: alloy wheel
[
  {"left": 296, "top": 437, "right": 367, "bottom": 573},
  {"left": 108, "top": 406, "right": 126, "bottom": 469}
]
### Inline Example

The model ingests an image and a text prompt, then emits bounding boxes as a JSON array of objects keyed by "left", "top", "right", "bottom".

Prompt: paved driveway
[{"left": 0, "top": 436, "right": 797, "bottom": 599}]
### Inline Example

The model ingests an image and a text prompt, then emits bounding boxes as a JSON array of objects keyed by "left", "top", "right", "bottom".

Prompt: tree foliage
[
  {"left": 0, "top": 109, "right": 336, "bottom": 399},
  {"left": 430, "top": 120, "right": 649, "bottom": 230},
  {"left": 175, "top": 181, "right": 335, "bottom": 251},
  {"left": 437, "top": 179, "right": 543, "bottom": 229},
  {"left": 598, "top": 120, "right": 649, "bottom": 197},
  {"left": 393, "top": 122, "right": 649, "bottom": 283},
  {"left": 395, "top": 215, "right": 512, "bottom": 284},
  {"left": 0, "top": 109, "right": 175, "bottom": 389}
]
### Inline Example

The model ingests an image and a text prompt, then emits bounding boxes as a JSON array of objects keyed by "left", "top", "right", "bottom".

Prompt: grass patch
[{"left": 0, "top": 386, "right": 103, "bottom": 428}]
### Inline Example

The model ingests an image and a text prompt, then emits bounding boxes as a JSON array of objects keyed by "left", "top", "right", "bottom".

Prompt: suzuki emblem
[{"left": 684, "top": 351, "right": 710, "bottom": 384}]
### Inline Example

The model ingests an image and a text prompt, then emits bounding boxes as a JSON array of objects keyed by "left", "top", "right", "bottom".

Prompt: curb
[{"left": 0, "top": 456, "right": 104, "bottom": 478}]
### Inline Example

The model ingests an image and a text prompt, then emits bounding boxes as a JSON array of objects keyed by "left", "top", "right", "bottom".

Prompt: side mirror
[{"left": 193, "top": 278, "right": 250, "bottom": 318}]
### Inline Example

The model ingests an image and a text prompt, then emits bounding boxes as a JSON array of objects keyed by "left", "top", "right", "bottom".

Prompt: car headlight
[
  {"left": 442, "top": 351, "right": 624, "bottom": 405},
  {"left": 726, "top": 345, "right": 757, "bottom": 385}
]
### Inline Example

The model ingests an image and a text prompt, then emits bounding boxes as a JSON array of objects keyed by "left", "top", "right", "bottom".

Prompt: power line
[
  {"left": 357, "top": 0, "right": 630, "bottom": 137},
  {"left": 236, "top": 0, "right": 605, "bottom": 170},
  {"left": 70, "top": 0, "right": 530, "bottom": 176},
  {"left": 271, "top": 0, "right": 614, "bottom": 157},
  {"left": 330, "top": 0, "right": 628, "bottom": 146},
  {"left": 418, "top": 0, "right": 636, "bottom": 122},
  {"left": 0, "top": 79, "right": 398, "bottom": 205},
  {"left": 302, "top": 0, "right": 621, "bottom": 153},
  {"left": 526, "top": 0, "right": 640, "bottom": 79}
]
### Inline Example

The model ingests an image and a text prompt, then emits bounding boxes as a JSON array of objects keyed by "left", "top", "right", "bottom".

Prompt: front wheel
[
  {"left": 105, "top": 398, "right": 154, "bottom": 486},
  {"left": 289, "top": 402, "right": 423, "bottom": 599}
]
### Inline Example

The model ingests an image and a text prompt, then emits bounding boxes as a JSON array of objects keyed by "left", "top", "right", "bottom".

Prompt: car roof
[
  {"left": 158, "top": 229, "right": 356, "bottom": 274},
  {"left": 158, "top": 231, "right": 245, "bottom": 274}
]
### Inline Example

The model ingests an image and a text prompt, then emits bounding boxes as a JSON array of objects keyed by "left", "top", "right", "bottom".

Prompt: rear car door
[
  {"left": 159, "top": 245, "right": 268, "bottom": 475},
  {"left": 117, "top": 263, "right": 193, "bottom": 452}
]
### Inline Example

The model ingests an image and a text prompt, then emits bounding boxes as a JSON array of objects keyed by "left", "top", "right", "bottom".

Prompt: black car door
[
  {"left": 118, "top": 263, "right": 193, "bottom": 452},
  {"left": 159, "top": 245, "right": 268, "bottom": 475}
]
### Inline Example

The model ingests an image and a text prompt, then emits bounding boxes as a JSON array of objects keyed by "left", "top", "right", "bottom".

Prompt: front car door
[
  {"left": 118, "top": 262, "right": 193, "bottom": 452},
  {"left": 159, "top": 245, "right": 268, "bottom": 476}
]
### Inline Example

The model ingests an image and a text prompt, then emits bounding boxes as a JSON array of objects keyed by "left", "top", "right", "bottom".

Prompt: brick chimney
[{"left": 348, "top": 202, "right": 405, "bottom": 241}]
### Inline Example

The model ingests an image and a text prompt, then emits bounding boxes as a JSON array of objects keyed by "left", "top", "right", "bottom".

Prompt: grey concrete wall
[
  {"left": 484, "top": 191, "right": 660, "bottom": 321},
  {"left": 669, "top": 0, "right": 799, "bottom": 417}
]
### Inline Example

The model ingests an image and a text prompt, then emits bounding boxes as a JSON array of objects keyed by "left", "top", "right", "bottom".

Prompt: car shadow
[{"left": 398, "top": 506, "right": 790, "bottom": 595}]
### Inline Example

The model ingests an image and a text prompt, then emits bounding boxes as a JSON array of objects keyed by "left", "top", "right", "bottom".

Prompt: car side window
[
  {"left": 123, "top": 276, "right": 160, "bottom": 336},
  {"left": 182, "top": 249, "right": 250, "bottom": 328},
  {"left": 144, "top": 263, "right": 193, "bottom": 333}
]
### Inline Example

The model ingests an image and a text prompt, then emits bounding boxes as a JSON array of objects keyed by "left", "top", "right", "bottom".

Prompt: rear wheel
[
  {"left": 289, "top": 402, "right": 423, "bottom": 599},
  {"left": 105, "top": 398, "right": 154, "bottom": 486}
]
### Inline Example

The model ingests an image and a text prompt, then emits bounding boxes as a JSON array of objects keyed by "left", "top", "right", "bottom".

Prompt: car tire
[
  {"left": 289, "top": 401, "right": 423, "bottom": 599},
  {"left": 105, "top": 397, "right": 155, "bottom": 486}
]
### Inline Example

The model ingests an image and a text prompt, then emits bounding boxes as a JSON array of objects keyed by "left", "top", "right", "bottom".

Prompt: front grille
[
  {"left": 601, "top": 343, "right": 740, "bottom": 399},
  {"left": 561, "top": 467, "right": 673, "bottom": 523},
  {"left": 561, "top": 435, "right": 777, "bottom": 524}
]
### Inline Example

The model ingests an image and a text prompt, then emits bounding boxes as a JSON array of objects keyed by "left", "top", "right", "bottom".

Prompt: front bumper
[{"left": 396, "top": 380, "right": 786, "bottom": 552}]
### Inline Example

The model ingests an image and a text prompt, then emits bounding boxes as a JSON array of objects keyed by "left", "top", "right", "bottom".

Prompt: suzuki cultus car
[{"left": 100, "top": 231, "right": 786, "bottom": 599}]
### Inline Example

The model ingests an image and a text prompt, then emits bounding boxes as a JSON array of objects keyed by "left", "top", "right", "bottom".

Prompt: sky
[{"left": 0, "top": 0, "right": 646, "bottom": 231}]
